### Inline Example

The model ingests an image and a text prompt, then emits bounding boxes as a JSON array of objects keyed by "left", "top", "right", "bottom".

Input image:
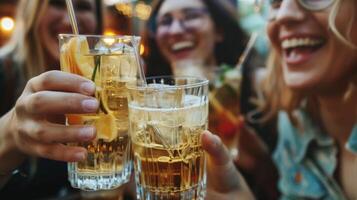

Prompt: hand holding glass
[{"left": 59, "top": 34, "right": 140, "bottom": 190}]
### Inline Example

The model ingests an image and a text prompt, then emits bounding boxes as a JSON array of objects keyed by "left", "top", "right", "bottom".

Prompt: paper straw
[{"left": 65, "top": 0, "right": 79, "bottom": 35}]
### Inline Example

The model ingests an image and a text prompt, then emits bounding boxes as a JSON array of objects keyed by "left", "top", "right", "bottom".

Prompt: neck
[
  {"left": 172, "top": 58, "right": 218, "bottom": 80},
  {"left": 316, "top": 85, "right": 357, "bottom": 144}
]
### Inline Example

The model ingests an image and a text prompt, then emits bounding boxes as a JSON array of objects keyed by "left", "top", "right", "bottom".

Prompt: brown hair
[
  {"left": 142, "top": 0, "right": 248, "bottom": 76},
  {"left": 0, "top": 0, "right": 103, "bottom": 80},
  {"left": 262, "top": 0, "right": 357, "bottom": 123}
]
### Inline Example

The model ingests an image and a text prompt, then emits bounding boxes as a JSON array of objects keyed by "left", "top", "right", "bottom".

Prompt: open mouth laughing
[{"left": 281, "top": 37, "right": 325, "bottom": 65}]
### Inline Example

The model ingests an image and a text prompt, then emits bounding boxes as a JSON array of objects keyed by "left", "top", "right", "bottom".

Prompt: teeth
[
  {"left": 171, "top": 41, "right": 194, "bottom": 51},
  {"left": 282, "top": 38, "right": 323, "bottom": 49}
]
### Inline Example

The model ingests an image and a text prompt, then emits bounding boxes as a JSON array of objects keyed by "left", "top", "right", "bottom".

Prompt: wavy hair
[
  {"left": 142, "top": 0, "right": 248, "bottom": 77},
  {"left": 262, "top": 0, "right": 357, "bottom": 123},
  {"left": 0, "top": 0, "right": 103, "bottom": 80}
]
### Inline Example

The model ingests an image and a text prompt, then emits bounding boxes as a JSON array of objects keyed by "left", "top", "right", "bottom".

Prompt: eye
[
  {"left": 49, "top": 0, "right": 66, "bottom": 8},
  {"left": 75, "top": 1, "right": 94, "bottom": 11},
  {"left": 157, "top": 15, "right": 173, "bottom": 27},
  {"left": 270, "top": 0, "right": 283, "bottom": 9},
  {"left": 183, "top": 9, "right": 207, "bottom": 21}
]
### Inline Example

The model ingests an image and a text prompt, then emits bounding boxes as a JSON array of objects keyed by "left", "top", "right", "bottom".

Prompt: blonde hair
[
  {"left": 262, "top": 0, "right": 357, "bottom": 122},
  {"left": 0, "top": 0, "right": 49, "bottom": 80}
]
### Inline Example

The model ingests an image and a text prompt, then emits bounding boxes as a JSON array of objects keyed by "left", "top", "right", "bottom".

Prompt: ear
[{"left": 215, "top": 27, "right": 224, "bottom": 43}]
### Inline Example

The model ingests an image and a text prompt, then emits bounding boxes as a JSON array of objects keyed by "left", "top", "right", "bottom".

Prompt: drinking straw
[
  {"left": 65, "top": 0, "right": 79, "bottom": 35},
  {"left": 131, "top": 37, "right": 147, "bottom": 86},
  {"left": 209, "top": 32, "right": 258, "bottom": 130},
  {"left": 236, "top": 32, "right": 258, "bottom": 70}
]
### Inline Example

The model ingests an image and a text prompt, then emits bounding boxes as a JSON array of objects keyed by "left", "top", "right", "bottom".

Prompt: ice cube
[
  {"left": 147, "top": 122, "right": 182, "bottom": 147},
  {"left": 183, "top": 95, "right": 208, "bottom": 127},
  {"left": 144, "top": 83, "right": 184, "bottom": 108},
  {"left": 93, "top": 40, "right": 110, "bottom": 55},
  {"left": 110, "top": 43, "right": 134, "bottom": 54}
]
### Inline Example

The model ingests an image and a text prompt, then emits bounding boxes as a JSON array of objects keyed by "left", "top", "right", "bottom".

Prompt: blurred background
[{"left": 0, "top": 0, "right": 267, "bottom": 58}]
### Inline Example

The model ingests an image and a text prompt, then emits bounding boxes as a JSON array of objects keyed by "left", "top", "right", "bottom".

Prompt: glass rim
[
  {"left": 58, "top": 33, "right": 141, "bottom": 40},
  {"left": 126, "top": 75, "right": 209, "bottom": 91}
]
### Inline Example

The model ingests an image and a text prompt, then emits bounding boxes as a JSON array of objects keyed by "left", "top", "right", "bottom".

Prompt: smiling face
[
  {"left": 155, "top": 0, "right": 222, "bottom": 67},
  {"left": 267, "top": 0, "right": 357, "bottom": 94},
  {"left": 38, "top": 0, "right": 97, "bottom": 67}
]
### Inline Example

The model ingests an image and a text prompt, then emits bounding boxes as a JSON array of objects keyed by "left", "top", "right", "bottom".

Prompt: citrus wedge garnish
[
  {"left": 95, "top": 113, "right": 117, "bottom": 141},
  {"left": 67, "top": 114, "right": 83, "bottom": 125},
  {"left": 62, "top": 37, "right": 100, "bottom": 83}
]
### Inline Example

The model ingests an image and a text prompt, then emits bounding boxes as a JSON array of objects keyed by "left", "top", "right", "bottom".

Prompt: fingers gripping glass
[{"left": 156, "top": 8, "right": 209, "bottom": 32}]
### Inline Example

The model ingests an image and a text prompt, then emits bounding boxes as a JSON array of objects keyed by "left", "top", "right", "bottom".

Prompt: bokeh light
[{"left": 1, "top": 17, "right": 15, "bottom": 32}]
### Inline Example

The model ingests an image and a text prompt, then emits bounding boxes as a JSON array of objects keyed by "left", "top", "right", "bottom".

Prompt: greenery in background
[{"left": 238, "top": 0, "right": 269, "bottom": 57}]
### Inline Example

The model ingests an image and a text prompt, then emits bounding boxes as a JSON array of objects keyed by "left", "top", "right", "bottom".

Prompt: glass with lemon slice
[{"left": 59, "top": 34, "right": 140, "bottom": 190}]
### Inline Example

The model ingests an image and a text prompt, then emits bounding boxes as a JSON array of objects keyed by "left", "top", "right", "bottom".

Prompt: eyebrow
[{"left": 158, "top": 7, "right": 208, "bottom": 18}]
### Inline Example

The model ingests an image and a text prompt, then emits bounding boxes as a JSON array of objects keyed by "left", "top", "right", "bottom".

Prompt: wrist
[{"left": 0, "top": 109, "right": 27, "bottom": 175}]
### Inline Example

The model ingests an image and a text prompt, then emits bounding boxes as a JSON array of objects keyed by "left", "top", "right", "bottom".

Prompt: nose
[
  {"left": 61, "top": 13, "right": 72, "bottom": 27},
  {"left": 167, "top": 19, "right": 185, "bottom": 34},
  {"left": 60, "top": 13, "right": 77, "bottom": 33},
  {"left": 275, "top": 0, "right": 306, "bottom": 24}
]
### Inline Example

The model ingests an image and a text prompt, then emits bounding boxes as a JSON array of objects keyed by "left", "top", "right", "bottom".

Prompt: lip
[
  {"left": 283, "top": 48, "right": 313, "bottom": 66},
  {"left": 170, "top": 47, "right": 194, "bottom": 60},
  {"left": 168, "top": 40, "right": 196, "bottom": 60},
  {"left": 279, "top": 34, "right": 326, "bottom": 66},
  {"left": 279, "top": 33, "right": 324, "bottom": 42}
]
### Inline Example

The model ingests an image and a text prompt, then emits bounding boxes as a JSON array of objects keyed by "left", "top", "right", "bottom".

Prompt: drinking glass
[
  {"left": 127, "top": 76, "right": 209, "bottom": 200},
  {"left": 59, "top": 34, "right": 141, "bottom": 190},
  {"left": 209, "top": 67, "right": 242, "bottom": 158}
]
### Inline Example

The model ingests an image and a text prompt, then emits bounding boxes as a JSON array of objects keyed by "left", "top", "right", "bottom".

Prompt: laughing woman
[
  {"left": 264, "top": 0, "right": 357, "bottom": 199},
  {"left": 0, "top": 0, "right": 102, "bottom": 198}
]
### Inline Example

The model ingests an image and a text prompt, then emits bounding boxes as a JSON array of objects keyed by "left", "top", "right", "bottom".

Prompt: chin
[{"left": 284, "top": 72, "right": 315, "bottom": 90}]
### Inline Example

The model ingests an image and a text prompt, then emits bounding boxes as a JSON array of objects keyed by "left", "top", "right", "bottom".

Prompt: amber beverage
[
  {"left": 127, "top": 76, "right": 208, "bottom": 200},
  {"left": 59, "top": 34, "right": 140, "bottom": 190}
]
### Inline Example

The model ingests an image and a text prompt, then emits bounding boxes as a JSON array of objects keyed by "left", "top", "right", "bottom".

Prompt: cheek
[
  {"left": 267, "top": 23, "right": 280, "bottom": 50},
  {"left": 79, "top": 13, "right": 97, "bottom": 34},
  {"left": 155, "top": 30, "right": 166, "bottom": 48},
  {"left": 196, "top": 26, "right": 216, "bottom": 55},
  {"left": 155, "top": 31, "right": 171, "bottom": 57},
  {"left": 38, "top": 12, "right": 59, "bottom": 57}
]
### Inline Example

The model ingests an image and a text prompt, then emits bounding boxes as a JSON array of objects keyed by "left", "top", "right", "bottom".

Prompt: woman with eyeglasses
[
  {"left": 140, "top": 0, "right": 280, "bottom": 199},
  {"left": 0, "top": 0, "right": 103, "bottom": 198},
  {"left": 135, "top": 0, "right": 357, "bottom": 199},
  {"left": 263, "top": 0, "right": 357, "bottom": 199},
  {"left": 143, "top": 0, "right": 249, "bottom": 78}
]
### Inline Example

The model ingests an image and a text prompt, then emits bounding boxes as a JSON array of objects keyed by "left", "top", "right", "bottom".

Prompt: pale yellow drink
[
  {"left": 127, "top": 77, "right": 209, "bottom": 200},
  {"left": 59, "top": 34, "right": 140, "bottom": 190}
]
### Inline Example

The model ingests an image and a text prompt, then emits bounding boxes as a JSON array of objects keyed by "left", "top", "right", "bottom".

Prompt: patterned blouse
[{"left": 274, "top": 110, "right": 357, "bottom": 199}]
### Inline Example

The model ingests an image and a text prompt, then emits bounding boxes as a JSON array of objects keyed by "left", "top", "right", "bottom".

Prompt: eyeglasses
[
  {"left": 267, "top": 0, "right": 335, "bottom": 20},
  {"left": 269, "top": 0, "right": 334, "bottom": 11},
  {"left": 156, "top": 8, "right": 209, "bottom": 32}
]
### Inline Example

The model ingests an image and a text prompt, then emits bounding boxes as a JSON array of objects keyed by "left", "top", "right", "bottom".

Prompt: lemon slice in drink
[
  {"left": 65, "top": 37, "right": 99, "bottom": 82},
  {"left": 95, "top": 113, "right": 117, "bottom": 141}
]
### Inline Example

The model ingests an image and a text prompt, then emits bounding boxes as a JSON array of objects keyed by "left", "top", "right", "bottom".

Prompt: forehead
[{"left": 158, "top": 0, "right": 206, "bottom": 16}]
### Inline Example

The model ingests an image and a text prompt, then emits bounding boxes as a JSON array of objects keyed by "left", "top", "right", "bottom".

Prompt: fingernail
[
  {"left": 74, "top": 151, "right": 86, "bottom": 161},
  {"left": 81, "top": 82, "right": 95, "bottom": 95},
  {"left": 79, "top": 127, "right": 95, "bottom": 141},
  {"left": 211, "top": 134, "right": 221, "bottom": 148},
  {"left": 82, "top": 99, "right": 99, "bottom": 112}
]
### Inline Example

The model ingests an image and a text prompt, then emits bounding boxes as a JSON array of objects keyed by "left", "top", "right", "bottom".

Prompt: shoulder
[{"left": 273, "top": 111, "right": 337, "bottom": 199}]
